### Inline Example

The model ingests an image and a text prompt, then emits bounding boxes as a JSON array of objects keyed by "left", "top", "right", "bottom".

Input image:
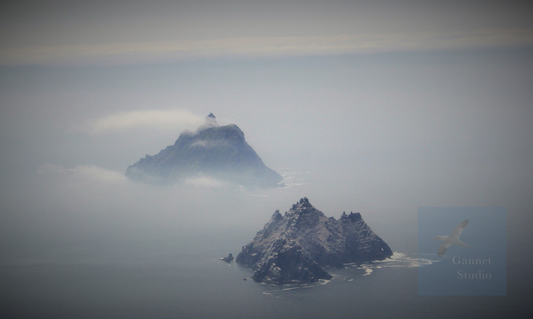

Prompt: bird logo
[{"left": 433, "top": 219, "right": 469, "bottom": 257}]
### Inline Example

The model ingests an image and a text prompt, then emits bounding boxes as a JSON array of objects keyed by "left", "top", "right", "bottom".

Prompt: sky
[
  {"left": 1, "top": 0, "right": 533, "bottom": 65},
  {"left": 1, "top": 0, "right": 533, "bottom": 261}
]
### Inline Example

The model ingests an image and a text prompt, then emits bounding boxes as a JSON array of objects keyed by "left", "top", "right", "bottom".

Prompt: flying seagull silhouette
[{"left": 433, "top": 219, "right": 469, "bottom": 257}]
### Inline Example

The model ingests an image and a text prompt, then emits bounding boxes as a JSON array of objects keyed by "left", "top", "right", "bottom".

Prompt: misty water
[
  {"left": 2, "top": 235, "right": 530, "bottom": 318},
  {"left": 1, "top": 167, "right": 531, "bottom": 318},
  {"left": 2, "top": 50, "right": 533, "bottom": 318}
]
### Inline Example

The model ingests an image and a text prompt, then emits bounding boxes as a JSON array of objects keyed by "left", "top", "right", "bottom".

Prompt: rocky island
[
  {"left": 125, "top": 113, "right": 283, "bottom": 188},
  {"left": 220, "top": 253, "right": 234, "bottom": 263},
  {"left": 236, "top": 198, "right": 393, "bottom": 284}
]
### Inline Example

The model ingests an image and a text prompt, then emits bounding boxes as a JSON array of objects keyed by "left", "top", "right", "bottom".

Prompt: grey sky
[{"left": 1, "top": 1, "right": 533, "bottom": 65}]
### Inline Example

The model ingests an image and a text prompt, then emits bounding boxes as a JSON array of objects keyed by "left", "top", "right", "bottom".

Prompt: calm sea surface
[{"left": 1, "top": 238, "right": 530, "bottom": 319}]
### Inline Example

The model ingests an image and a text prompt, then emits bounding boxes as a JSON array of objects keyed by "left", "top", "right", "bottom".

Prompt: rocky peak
[
  {"left": 236, "top": 198, "right": 393, "bottom": 284},
  {"left": 271, "top": 210, "right": 283, "bottom": 221},
  {"left": 290, "top": 197, "right": 316, "bottom": 212},
  {"left": 340, "top": 211, "right": 362, "bottom": 222},
  {"left": 197, "top": 113, "right": 220, "bottom": 132},
  {"left": 125, "top": 113, "right": 283, "bottom": 188}
]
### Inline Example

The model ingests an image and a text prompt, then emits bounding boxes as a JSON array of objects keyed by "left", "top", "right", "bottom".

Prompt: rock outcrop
[
  {"left": 236, "top": 198, "right": 393, "bottom": 284},
  {"left": 220, "top": 253, "right": 233, "bottom": 263},
  {"left": 125, "top": 113, "right": 283, "bottom": 188}
]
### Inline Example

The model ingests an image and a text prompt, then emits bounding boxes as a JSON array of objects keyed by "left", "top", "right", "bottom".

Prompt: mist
[
  {"left": 1, "top": 48, "right": 531, "bottom": 263},
  {"left": 2, "top": 1, "right": 533, "bottom": 317}
]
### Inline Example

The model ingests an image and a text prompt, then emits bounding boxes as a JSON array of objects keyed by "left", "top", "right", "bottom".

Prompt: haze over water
[{"left": 1, "top": 1, "right": 533, "bottom": 318}]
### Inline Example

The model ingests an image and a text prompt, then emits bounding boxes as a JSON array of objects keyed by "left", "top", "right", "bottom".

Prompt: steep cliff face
[
  {"left": 236, "top": 198, "right": 393, "bottom": 284},
  {"left": 125, "top": 114, "right": 283, "bottom": 188}
]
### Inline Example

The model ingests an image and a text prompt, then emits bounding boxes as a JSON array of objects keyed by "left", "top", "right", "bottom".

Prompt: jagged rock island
[
  {"left": 125, "top": 113, "right": 284, "bottom": 188},
  {"left": 236, "top": 198, "right": 393, "bottom": 284}
]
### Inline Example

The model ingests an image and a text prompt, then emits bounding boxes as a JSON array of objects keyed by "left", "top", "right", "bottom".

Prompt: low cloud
[
  {"left": 80, "top": 109, "right": 204, "bottom": 134},
  {"left": 68, "top": 165, "right": 128, "bottom": 183},
  {"left": 2, "top": 29, "right": 532, "bottom": 66},
  {"left": 190, "top": 140, "right": 228, "bottom": 148},
  {"left": 39, "top": 164, "right": 128, "bottom": 183},
  {"left": 184, "top": 176, "right": 228, "bottom": 189}
]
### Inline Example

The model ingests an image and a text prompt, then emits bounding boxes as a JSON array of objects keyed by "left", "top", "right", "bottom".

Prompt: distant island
[
  {"left": 236, "top": 198, "right": 393, "bottom": 284},
  {"left": 125, "top": 113, "right": 284, "bottom": 188}
]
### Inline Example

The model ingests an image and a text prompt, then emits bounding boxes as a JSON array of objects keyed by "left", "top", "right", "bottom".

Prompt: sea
[
  {"left": 1, "top": 235, "right": 530, "bottom": 319},
  {"left": 1, "top": 170, "right": 532, "bottom": 318}
]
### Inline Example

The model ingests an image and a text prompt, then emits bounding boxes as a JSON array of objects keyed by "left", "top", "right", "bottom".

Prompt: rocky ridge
[
  {"left": 125, "top": 113, "right": 283, "bottom": 188},
  {"left": 236, "top": 198, "right": 393, "bottom": 284}
]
